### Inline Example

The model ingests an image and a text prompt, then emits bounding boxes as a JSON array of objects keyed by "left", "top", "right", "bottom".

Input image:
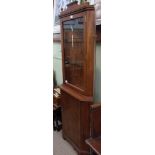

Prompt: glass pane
[{"left": 63, "top": 17, "right": 84, "bottom": 90}]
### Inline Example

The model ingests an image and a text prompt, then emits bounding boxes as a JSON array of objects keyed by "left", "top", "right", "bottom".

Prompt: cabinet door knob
[{"left": 65, "top": 60, "right": 69, "bottom": 64}]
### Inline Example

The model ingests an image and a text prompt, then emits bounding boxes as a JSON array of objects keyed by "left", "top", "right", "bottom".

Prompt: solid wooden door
[{"left": 61, "top": 91, "right": 81, "bottom": 147}]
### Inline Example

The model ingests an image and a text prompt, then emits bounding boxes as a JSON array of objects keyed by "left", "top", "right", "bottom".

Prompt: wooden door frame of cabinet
[{"left": 60, "top": 12, "right": 87, "bottom": 95}]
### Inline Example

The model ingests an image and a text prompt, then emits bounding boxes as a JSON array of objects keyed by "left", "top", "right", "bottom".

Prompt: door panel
[{"left": 62, "top": 92, "right": 80, "bottom": 147}]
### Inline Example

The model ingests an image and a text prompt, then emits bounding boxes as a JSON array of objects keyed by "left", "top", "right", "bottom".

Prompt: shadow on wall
[
  {"left": 94, "top": 43, "right": 101, "bottom": 102},
  {"left": 53, "top": 70, "right": 57, "bottom": 88}
]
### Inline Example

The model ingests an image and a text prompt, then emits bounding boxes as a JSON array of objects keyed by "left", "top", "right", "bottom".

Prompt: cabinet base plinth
[{"left": 63, "top": 133, "right": 90, "bottom": 155}]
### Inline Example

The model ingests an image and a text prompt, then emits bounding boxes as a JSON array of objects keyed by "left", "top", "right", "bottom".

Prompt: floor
[{"left": 53, "top": 130, "right": 78, "bottom": 155}]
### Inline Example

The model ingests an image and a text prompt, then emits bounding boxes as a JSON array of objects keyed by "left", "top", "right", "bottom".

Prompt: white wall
[{"left": 53, "top": 42, "right": 63, "bottom": 85}]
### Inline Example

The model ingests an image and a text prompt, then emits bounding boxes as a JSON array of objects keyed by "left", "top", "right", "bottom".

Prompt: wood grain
[
  {"left": 59, "top": 2, "right": 96, "bottom": 155},
  {"left": 85, "top": 137, "right": 101, "bottom": 155}
]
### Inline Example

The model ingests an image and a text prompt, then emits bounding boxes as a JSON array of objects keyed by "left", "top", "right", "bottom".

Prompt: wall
[
  {"left": 53, "top": 42, "right": 63, "bottom": 85},
  {"left": 94, "top": 43, "right": 101, "bottom": 102},
  {"left": 53, "top": 42, "right": 101, "bottom": 102}
]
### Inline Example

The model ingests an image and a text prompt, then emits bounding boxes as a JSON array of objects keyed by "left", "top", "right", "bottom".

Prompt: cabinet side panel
[{"left": 85, "top": 10, "right": 96, "bottom": 96}]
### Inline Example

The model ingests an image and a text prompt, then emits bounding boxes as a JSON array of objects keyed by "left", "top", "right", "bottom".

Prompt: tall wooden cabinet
[{"left": 59, "top": 1, "right": 95, "bottom": 154}]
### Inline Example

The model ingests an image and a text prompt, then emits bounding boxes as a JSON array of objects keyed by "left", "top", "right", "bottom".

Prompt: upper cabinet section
[{"left": 59, "top": 1, "right": 95, "bottom": 96}]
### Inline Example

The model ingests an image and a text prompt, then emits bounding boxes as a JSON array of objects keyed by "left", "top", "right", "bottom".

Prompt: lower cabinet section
[
  {"left": 62, "top": 93, "right": 81, "bottom": 147},
  {"left": 61, "top": 86, "right": 93, "bottom": 155}
]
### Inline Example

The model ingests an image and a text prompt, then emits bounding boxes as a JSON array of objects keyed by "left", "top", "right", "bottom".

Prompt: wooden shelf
[
  {"left": 85, "top": 137, "right": 101, "bottom": 155},
  {"left": 60, "top": 84, "right": 93, "bottom": 102}
]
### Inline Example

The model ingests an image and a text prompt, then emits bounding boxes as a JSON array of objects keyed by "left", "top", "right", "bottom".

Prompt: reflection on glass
[{"left": 63, "top": 17, "right": 84, "bottom": 90}]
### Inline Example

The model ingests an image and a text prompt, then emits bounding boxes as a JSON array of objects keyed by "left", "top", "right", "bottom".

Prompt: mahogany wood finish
[
  {"left": 85, "top": 137, "right": 101, "bottom": 155},
  {"left": 59, "top": 1, "right": 95, "bottom": 155},
  {"left": 90, "top": 103, "right": 101, "bottom": 138},
  {"left": 85, "top": 103, "right": 101, "bottom": 155},
  {"left": 60, "top": 1, "right": 95, "bottom": 96},
  {"left": 61, "top": 90, "right": 92, "bottom": 154}
]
